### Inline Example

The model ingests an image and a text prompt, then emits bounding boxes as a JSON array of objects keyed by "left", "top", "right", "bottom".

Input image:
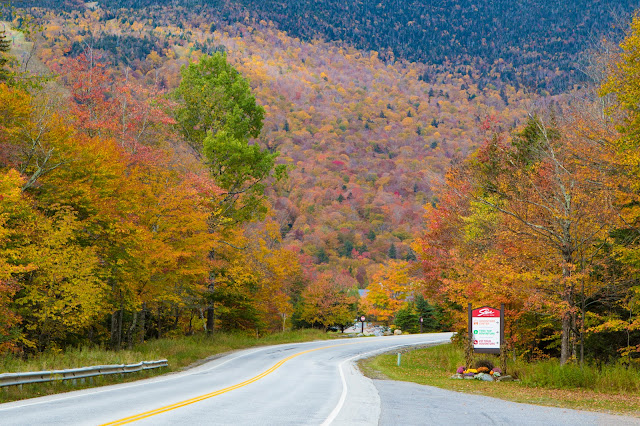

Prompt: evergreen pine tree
[
  {"left": 388, "top": 243, "right": 397, "bottom": 259},
  {"left": 0, "top": 28, "right": 12, "bottom": 83},
  {"left": 394, "top": 304, "right": 419, "bottom": 333},
  {"left": 415, "top": 295, "right": 440, "bottom": 332}
]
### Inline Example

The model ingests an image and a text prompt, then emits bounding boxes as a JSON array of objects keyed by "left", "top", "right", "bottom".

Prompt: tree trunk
[
  {"left": 206, "top": 304, "right": 214, "bottom": 335},
  {"left": 111, "top": 307, "right": 122, "bottom": 350},
  {"left": 571, "top": 314, "right": 578, "bottom": 364},
  {"left": 560, "top": 251, "right": 574, "bottom": 365},
  {"left": 206, "top": 281, "right": 215, "bottom": 335},
  {"left": 199, "top": 308, "right": 206, "bottom": 332},
  {"left": 188, "top": 309, "right": 194, "bottom": 335},
  {"left": 127, "top": 310, "right": 138, "bottom": 349},
  {"left": 156, "top": 305, "right": 162, "bottom": 339},
  {"left": 580, "top": 297, "right": 585, "bottom": 368},
  {"left": 173, "top": 305, "right": 180, "bottom": 331},
  {"left": 138, "top": 303, "right": 146, "bottom": 344}
]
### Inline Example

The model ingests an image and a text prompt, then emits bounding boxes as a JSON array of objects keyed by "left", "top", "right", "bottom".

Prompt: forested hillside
[
  {"left": 20, "top": 4, "right": 531, "bottom": 285},
  {"left": 1, "top": 0, "right": 639, "bottom": 369},
  {"left": 25, "top": 0, "right": 640, "bottom": 92}
]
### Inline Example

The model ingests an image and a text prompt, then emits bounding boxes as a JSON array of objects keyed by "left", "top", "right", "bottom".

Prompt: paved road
[
  {"left": 0, "top": 333, "right": 451, "bottom": 425},
  {"left": 1, "top": 332, "right": 637, "bottom": 425}
]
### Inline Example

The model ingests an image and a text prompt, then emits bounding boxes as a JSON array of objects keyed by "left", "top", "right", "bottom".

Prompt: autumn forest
[{"left": 0, "top": 0, "right": 639, "bottom": 369}]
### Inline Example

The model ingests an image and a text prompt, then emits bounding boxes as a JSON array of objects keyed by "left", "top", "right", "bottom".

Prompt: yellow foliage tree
[{"left": 365, "top": 260, "right": 413, "bottom": 323}]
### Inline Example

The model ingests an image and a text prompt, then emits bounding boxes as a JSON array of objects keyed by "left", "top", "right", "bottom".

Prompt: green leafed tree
[
  {"left": 174, "top": 52, "right": 284, "bottom": 225},
  {"left": 174, "top": 52, "right": 264, "bottom": 150}
]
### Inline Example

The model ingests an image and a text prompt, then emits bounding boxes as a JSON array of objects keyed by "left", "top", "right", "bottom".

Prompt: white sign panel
[{"left": 471, "top": 306, "right": 501, "bottom": 350}]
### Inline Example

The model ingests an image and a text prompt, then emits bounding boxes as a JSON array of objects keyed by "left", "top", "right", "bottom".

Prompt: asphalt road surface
[
  {"left": 375, "top": 380, "right": 640, "bottom": 426},
  {"left": 0, "top": 332, "right": 638, "bottom": 425}
]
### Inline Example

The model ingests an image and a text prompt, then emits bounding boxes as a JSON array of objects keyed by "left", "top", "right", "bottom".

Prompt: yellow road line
[{"left": 100, "top": 343, "right": 346, "bottom": 425}]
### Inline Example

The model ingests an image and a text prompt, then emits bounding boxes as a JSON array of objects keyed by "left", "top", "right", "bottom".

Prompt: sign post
[
  {"left": 360, "top": 315, "right": 366, "bottom": 334},
  {"left": 468, "top": 303, "right": 504, "bottom": 354}
]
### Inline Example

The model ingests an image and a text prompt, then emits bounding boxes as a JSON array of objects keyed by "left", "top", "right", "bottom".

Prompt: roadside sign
[
  {"left": 360, "top": 315, "right": 365, "bottom": 322},
  {"left": 468, "top": 304, "right": 504, "bottom": 354}
]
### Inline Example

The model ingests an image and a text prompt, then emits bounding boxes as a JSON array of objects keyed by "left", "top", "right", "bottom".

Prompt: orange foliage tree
[{"left": 416, "top": 114, "right": 619, "bottom": 364}]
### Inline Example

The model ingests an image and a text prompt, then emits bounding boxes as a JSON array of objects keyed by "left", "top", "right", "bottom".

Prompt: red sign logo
[{"left": 472, "top": 307, "right": 500, "bottom": 317}]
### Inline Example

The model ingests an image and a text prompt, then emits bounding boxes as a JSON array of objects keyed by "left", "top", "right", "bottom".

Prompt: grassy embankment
[
  {"left": 359, "top": 343, "right": 640, "bottom": 417},
  {"left": 0, "top": 329, "right": 336, "bottom": 403}
]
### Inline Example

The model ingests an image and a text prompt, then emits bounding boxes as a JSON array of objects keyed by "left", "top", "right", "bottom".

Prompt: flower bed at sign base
[{"left": 451, "top": 366, "right": 514, "bottom": 382}]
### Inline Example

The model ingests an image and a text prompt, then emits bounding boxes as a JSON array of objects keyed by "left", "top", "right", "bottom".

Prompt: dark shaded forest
[{"left": 25, "top": 0, "right": 640, "bottom": 93}]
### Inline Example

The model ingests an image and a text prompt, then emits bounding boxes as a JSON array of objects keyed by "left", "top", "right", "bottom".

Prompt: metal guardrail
[{"left": 0, "top": 359, "right": 168, "bottom": 388}]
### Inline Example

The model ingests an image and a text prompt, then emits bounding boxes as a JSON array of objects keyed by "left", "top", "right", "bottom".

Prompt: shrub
[{"left": 475, "top": 359, "right": 495, "bottom": 371}]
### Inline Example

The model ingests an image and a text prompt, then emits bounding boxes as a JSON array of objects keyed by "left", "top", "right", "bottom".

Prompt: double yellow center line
[{"left": 101, "top": 343, "right": 344, "bottom": 425}]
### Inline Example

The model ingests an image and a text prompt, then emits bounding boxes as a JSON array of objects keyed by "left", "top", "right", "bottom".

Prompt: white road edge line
[{"left": 321, "top": 338, "right": 450, "bottom": 426}]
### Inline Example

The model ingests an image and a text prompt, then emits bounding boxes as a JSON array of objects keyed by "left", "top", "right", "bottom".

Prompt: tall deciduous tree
[
  {"left": 600, "top": 13, "right": 640, "bottom": 365},
  {"left": 448, "top": 115, "right": 617, "bottom": 364},
  {"left": 174, "top": 52, "right": 284, "bottom": 225},
  {"left": 174, "top": 52, "right": 264, "bottom": 151},
  {"left": 0, "top": 169, "right": 34, "bottom": 354},
  {"left": 296, "top": 274, "right": 357, "bottom": 330},
  {"left": 174, "top": 52, "right": 286, "bottom": 334},
  {"left": 365, "top": 260, "right": 414, "bottom": 323}
]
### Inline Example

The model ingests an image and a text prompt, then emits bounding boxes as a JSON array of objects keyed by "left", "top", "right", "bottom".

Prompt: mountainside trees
[
  {"left": 6, "top": 1, "right": 640, "bottom": 367},
  {"left": 38, "top": 0, "right": 636, "bottom": 93},
  {"left": 22, "top": 3, "right": 531, "bottom": 287}
]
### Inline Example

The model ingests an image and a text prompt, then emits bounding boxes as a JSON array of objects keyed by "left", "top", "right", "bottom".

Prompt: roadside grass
[
  {"left": 0, "top": 329, "right": 336, "bottom": 403},
  {"left": 358, "top": 343, "right": 640, "bottom": 418},
  {"left": 515, "top": 359, "right": 640, "bottom": 394}
]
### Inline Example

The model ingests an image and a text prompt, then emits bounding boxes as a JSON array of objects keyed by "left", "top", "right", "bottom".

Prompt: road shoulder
[{"left": 373, "top": 379, "right": 640, "bottom": 426}]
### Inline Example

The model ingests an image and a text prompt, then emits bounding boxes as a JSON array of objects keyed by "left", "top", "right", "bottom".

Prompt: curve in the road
[
  {"left": 0, "top": 334, "right": 455, "bottom": 425},
  {"left": 320, "top": 339, "right": 443, "bottom": 426},
  {"left": 101, "top": 341, "right": 353, "bottom": 426}
]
